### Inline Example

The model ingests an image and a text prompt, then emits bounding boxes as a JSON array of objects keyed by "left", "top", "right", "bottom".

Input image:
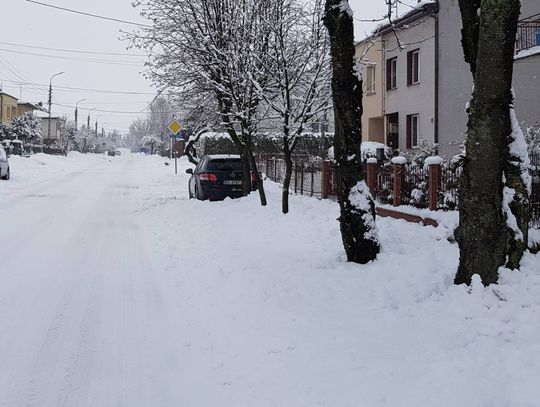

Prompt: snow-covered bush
[
  {"left": 141, "top": 135, "right": 163, "bottom": 155},
  {"left": 5, "top": 112, "right": 42, "bottom": 143}
]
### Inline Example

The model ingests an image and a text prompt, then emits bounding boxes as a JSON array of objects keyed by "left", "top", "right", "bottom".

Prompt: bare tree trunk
[
  {"left": 324, "top": 0, "right": 379, "bottom": 263},
  {"left": 455, "top": 0, "right": 529, "bottom": 286},
  {"left": 245, "top": 136, "right": 267, "bottom": 206},
  {"left": 282, "top": 142, "right": 293, "bottom": 214}
]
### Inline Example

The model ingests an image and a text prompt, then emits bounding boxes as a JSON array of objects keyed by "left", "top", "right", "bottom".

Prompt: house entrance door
[{"left": 386, "top": 113, "right": 399, "bottom": 149}]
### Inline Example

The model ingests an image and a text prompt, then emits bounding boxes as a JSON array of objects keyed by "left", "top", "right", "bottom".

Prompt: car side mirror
[{"left": 186, "top": 168, "right": 193, "bottom": 174}]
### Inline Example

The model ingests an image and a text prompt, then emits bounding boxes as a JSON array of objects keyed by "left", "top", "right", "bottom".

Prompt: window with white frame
[
  {"left": 407, "top": 49, "right": 420, "bottom": 85},
  {"left": 406, "top": 114, "right": 419, "bottom": 148},
  {"left": 386, "top": 57, "right": 397, "bottom": 90},
  {"left": 365, "top": 64, "right": 376, "bottom": 94}
]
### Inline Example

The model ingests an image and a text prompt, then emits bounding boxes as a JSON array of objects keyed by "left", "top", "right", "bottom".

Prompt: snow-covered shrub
[
  {"left": 4, "top": 112, "right": 42, "bottom": 143},
  {"left": 407, "top": 139, "right": 439, "bottom": 166}
]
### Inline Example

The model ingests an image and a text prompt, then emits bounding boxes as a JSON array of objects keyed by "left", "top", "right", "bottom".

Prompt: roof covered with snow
[{"left": 358, "top": 1, "right": 438, "bottom": 43}]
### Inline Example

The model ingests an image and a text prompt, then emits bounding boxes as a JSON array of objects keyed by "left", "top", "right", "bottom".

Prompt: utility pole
[
  {"left": 87, "top": 107, "right": 96, "bottom": 130},
  {"left": 48, "top": 72, "right": 65, "bottom": 141},
  {"left": 74, "top": 98, "right": 86, "bottom": 132},
  {"left": 95, "top": 115, "right": 102, "bottom": 137}
]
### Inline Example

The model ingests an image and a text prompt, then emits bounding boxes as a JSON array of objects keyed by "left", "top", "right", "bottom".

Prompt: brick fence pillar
[
  {"left": 321, "top": 160, "right": 330, "bottom": 199},
  {"left": 427, "top": 156, "right": 444, "bottom": 211},
  {"left": 391, "top": 156, "right": 407, "bottom": 207},
  {"left": 366, "top": 158, "right": 378, "bottom": 195}
]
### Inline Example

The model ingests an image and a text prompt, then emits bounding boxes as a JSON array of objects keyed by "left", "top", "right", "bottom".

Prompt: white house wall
[
  {"left": 383, "top": 16, "right": 437, "bottom": 150},
  {"left": 437, "top": 0, "right": 470, "bottom": 156},
  {"left": 437, "top": 0, "right": 540, "bottom": 157},
  {"left": 514, "top": 53, "right": 540, "bottom": 130}
]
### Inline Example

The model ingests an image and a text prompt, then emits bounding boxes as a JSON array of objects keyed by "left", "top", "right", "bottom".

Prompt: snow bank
[{"left": 515, "top": 45, "right": 540, "bottom": 61}]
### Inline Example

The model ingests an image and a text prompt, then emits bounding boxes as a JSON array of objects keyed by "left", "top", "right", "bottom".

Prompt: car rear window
[{"left": 207, "top": 159, "right": 242, "bottom": 171}]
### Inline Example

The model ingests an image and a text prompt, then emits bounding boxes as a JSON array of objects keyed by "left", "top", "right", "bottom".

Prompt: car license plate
[{"left": 223, "top": 180, "right": 242, "bottom": 185}]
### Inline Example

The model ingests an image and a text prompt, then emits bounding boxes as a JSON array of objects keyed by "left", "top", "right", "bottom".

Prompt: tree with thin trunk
[
  {"left": 455, "top": 0, "right": 531, "bottom": 286},
  {"left": 130, "top": 0, "right": 272, "bottom": 206},
  {"left": 251, "top": 0, "right": 331, "bottom": 214},
  {"left": 323, "top": 0, "right": 380, "bottom": 263}
]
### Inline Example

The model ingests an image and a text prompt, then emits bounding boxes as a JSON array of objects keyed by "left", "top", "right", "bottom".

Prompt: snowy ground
[{"left": 0, "top": 152, "right": 539, "bottom": 407}]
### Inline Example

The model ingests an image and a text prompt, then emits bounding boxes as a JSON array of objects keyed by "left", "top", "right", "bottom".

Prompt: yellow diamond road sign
[{"left": 168, "top": 120, "right": 182, "bottom": 135}]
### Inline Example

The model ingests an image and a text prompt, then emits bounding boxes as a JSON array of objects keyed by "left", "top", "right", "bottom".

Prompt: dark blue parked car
[{"left": 186, "top": 155, "right": 245, "bottom": 201}]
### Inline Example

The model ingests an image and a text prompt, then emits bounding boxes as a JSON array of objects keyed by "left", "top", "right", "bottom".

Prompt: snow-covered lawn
[{"left": 0, "top": 152, "right": 539, "bottom": 406}]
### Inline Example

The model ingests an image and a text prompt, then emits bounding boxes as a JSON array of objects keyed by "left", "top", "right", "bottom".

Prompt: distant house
[
  {"left": 17, "top": 101, "right": 46, "bottom": 117},
  {"left": 1, "top": 92, "right": 46, "bottom": 126},
  {"left": 0, "top": 92, "right": 19, "bottom": 124},
  {"left": 356, "top": 0, "right": 540, "bottom": 157},
  {"left": 36, "top": 112, "right": 61, "bottom": 144}
]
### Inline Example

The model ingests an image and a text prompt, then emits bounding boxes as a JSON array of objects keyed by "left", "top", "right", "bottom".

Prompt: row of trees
[
  {"left": 127, "top": 97, "right": 176, "bottom": 154},
  {"left": 0, "top": 112, "right": 123, "bottom": 154}
]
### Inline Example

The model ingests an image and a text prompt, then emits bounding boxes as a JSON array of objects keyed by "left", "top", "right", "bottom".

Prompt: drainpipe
[
  {"left": 382, "top": 39, "right": 387, "bottom": 144},
  {"left": 434, "top": 10, "right": 440, "bottom": 150}
]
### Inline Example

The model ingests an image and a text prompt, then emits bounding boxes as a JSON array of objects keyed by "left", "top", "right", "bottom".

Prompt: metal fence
[
  {"left": 439, "top": 164, "right": 462, "bottom": 210},
  {"left": 531, "top": 151, "right": 540, "bottom": 228},
  {"left": 257, "top": 153, "right": 540, "bottom": 228},
  {"left": 516, "top": 14, "right": 540, "bottom": 53},
  {"left": 375, "top": 164, "right": 393, "bottom": 205},
  {"left": 259, "top": 156, "right": 325, "bottom": 198},
  {"left": 402, "top": 163, "right": 429, "bottom": 208}
]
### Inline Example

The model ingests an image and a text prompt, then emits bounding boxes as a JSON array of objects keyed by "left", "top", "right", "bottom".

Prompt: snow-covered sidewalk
[{"left": 0, "top": 152, "right": 539, "bottom": 406}]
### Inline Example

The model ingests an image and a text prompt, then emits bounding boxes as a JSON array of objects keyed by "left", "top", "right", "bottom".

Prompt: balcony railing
[{"left": 516, "top": 13, "right": 540, "bottom": 53}]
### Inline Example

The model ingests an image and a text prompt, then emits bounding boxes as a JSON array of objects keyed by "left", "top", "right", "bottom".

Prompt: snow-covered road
[
  {"left": 1, "top": 152, "right": 540, "bottom": 407},
  {"left": 0, "top": 154, "right": 180, "bottom": 406}
]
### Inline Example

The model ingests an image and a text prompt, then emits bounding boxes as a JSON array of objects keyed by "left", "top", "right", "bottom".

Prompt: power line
[
  {"left": 54, "top": 102, "right": 169, "bottom": 114},
  {"left": 0, "top": 47, "right": 144, "bottom": 66},
  {"left": 0, "top": 57, "right": 44, "bottom": 94},
  {"left": 0, "top": 40, "right": 146, "bottom": 57},
  {"left": 25, "top": 0, "right": 152, "bottom": 28},
  {"left": 0, "top": 78, "right": 157, "bottom": 95}
]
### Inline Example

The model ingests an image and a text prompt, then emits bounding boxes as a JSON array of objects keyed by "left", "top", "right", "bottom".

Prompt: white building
[{"left": 357, "top": 0, "right": 540, "bottom": 157}]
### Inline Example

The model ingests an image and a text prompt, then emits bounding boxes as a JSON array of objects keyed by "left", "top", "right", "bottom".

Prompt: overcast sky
[{"left": 2, "top": 0, "right": 414, "bottom": 134}]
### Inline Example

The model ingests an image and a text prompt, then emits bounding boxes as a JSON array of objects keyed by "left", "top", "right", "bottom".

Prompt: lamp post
[
  {"left": 48, "top": 71, "right": 65, "bottom": 141},
  {"left": 87, "top": 107, "right": 96, "bottom": 129},
  {"left": 95, "top": 115, "right": 103, "bottom": 137},
  {"left": 74, "top": 98, "right": 86, "bottom": 132}
]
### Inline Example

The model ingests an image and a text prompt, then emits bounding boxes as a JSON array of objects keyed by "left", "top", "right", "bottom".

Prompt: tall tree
[
  {"left": 455, "top": 0, "right": 530, "bottom": 285},
  {"left": 131, "top": 0, "right": 273, "bottom": 205},
  {"left": 251, "top": 0, "right": 331, "bottom": 214},
  {"left": 324, "top": 0, "right": 379, "bottom": 263}
]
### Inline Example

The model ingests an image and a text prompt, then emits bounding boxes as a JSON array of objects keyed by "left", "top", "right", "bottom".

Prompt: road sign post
[{"left": 168, "top": 120, "right": 182, "bottom": 175}]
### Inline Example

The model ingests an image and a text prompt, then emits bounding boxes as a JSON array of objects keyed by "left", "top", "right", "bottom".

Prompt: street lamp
[
  {"left": 74, "top": 98, "right": 86, "bottom": 132},
  {"left": 47, "top": 71, "right": 65, "bottom": 141},
  {"left": 95, "top": 115, "right": 103, "bottom": 137},
  {"left": 87, "top": 107, "right": 96, "bottom": 129}
]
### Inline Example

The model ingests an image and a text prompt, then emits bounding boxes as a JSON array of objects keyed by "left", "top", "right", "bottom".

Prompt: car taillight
[
  {"left": 199, "top": 173, "right": 217, "bottom": 182},
  {"left": 250, "top": 171, "right": 257, "bottom": 182}
]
